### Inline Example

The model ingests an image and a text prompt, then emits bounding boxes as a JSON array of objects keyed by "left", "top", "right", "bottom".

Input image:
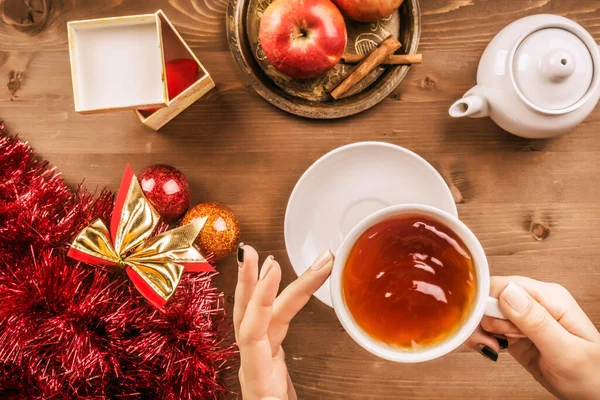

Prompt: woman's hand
[
  {"left": 234, "top": 244, "right": 334, "bottom": 400},
  {"left": 470, "top": 276, "right": 600, "bottom": 400}
]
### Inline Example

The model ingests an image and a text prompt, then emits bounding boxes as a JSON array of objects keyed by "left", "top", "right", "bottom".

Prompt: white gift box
[{"left": 68, "top": 10, "right": 214, "bottom": 130}]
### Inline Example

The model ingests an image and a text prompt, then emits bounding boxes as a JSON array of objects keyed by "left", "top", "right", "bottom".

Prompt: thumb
[{"left": 499, "top": 282, "right": 574, "bottom": 357}]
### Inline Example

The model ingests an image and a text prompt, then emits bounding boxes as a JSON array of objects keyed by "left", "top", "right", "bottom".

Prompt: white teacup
[{"left": 330, "top": 204, "right": 506, "bottom": 363}]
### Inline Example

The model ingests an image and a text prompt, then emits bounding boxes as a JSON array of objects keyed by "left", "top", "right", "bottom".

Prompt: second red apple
[
  {"left": 259, "top": 0, "right": 347, "bottom": 79},
  {"left": 332, "top": 0, "right": 403, "bottom": 22}
]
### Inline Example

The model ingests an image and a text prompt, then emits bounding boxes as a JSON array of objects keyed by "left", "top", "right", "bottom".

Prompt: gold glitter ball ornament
[{"left": 181, "top": 202, "right": 240, "bottom": 263}]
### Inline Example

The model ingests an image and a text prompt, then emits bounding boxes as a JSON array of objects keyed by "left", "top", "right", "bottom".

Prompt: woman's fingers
[
  {"left": 490, "top": 276, "right": 599, "bottom": 342},
  {"left": 238, "top": 256, "right": 282, "bottom": 391},
  {"left": 239, "top": 256, "right": 282, "bottom": 341},
  {"left": 498, "top": 282, "right": 577, "bottom": 361},
  {"left": 481, "top": 316, "right": 526, "bottom": 338},
  {"left": 286, "top": 371, "right": 298, "bottom": 400},
  {"left": 233, "top": 244, "right": 259, "bottom": 340},
  {"left": 465, "top": 326, "right": 502, "bottom": 361},
  {"left": 268, "top": 250, "right": 334, "bottom": 352}
]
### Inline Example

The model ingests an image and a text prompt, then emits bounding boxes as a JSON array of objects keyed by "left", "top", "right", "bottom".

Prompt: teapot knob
[{"left": 541, "top": 49, "right": 576, "bottom": 81}]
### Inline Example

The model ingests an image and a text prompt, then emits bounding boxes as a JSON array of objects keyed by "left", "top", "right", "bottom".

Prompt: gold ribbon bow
[{"left": 68, "top": 165, "right": 214, "bottom": 308}]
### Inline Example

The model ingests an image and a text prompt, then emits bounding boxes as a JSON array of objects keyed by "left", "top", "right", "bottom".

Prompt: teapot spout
[{"left": 449, "top": 90, "right": 489, "bottom": 118}]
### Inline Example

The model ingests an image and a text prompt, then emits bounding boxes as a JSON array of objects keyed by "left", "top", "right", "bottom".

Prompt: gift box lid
[
  {"left": 134, "top": 10, "right": 215, "bottom": 130},
  {"left": 68, "top": 13, "right": 169, "bottom": 113}
]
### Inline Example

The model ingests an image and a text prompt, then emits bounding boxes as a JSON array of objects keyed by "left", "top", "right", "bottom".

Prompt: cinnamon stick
[
  {"left": 330, "top": 36, "right": 402, "bottom": 100},
  {"left": 341, "top": 53, "right": 423, "bottom": 65}
]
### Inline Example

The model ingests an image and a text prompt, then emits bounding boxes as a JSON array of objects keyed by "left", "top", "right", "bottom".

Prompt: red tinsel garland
[{"left": 0, "top": 123, "right": 236, "bottom": 399}]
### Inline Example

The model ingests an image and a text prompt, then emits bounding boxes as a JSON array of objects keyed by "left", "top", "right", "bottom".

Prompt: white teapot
[{"left": 449, "top": 14, "right": 600, "bottom": 139}]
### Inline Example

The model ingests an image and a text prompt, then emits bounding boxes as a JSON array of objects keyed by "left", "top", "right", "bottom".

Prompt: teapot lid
[{"left": 512, "top": 27, "right": 593, "bottom": 111}]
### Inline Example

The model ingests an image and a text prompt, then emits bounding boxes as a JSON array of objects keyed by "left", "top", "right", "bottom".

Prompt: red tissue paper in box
[{"left": 141, "top": 59, "right": 199, "bottom": 113}]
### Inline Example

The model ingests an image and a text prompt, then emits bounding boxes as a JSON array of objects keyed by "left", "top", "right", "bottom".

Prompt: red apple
[
  {"left": 259, "top": 0, "right": 347, "bottom": 79},
  {"left": 331, "top": 0, "right": 403, "bottom": 22}
]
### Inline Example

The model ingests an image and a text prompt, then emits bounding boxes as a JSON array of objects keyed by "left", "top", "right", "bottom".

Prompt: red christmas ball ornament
[
  {"left": 140, "top": 58, "right": 199, "bottom": 113},
  {"left": 138, "top": 164, "right": 190, "bottom": 223},
  {"left": 181, "top": 202, "right": 240, "bottom": 263}
]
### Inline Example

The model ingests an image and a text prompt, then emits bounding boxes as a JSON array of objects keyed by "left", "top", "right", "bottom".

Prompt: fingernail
[
  {"left": 259, "top": 256, "right": 274, "bottom": 280},
  {"left": 311, "top": 249, "right": 334, "bottom": 271},
  {"left": 237, "top": 243, "right": 245, "bottom": 266},
  {"left": 501, "top": 282, "right": 530, "bottom": 313},
  {"left": 495, "top": 337, "right": 509, "bottom": 349},
  {"left": 479, "top": 345, "right": 498, "bottom": 362}
]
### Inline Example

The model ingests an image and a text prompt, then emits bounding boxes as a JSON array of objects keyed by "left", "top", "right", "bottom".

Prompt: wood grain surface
[{"left": 2, "top": 0, "right": 600, "bottom": 398}]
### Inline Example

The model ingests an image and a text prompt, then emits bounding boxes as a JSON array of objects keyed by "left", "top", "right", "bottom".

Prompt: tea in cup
[{"left": 330, "top": 204, "right": 504, "bottom": 363}]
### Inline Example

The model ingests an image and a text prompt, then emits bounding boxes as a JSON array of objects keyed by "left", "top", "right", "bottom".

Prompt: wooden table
[{"left": 2, "top": 0, "right": 599, "bottom": 398}]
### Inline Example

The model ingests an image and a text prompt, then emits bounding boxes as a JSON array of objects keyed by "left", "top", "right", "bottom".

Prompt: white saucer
[{"left": 284, "top": 142, "right": 458, "bottom": 307}]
